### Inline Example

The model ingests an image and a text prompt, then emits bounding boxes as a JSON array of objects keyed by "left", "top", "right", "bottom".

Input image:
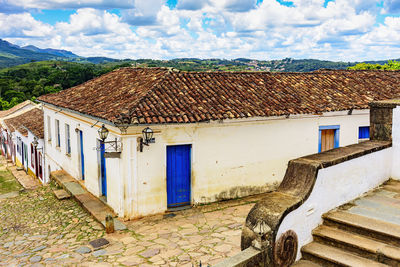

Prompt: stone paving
[{"left": 0, "top": 182, "right": 264, "bottom": 266}]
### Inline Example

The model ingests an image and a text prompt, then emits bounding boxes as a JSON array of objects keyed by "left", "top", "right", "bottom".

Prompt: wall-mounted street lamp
[
  {"left": 98, "top": 124, "right": 109, "bottom": 143},
  {"left": 32, "top": 137, "right": 43, "bottom": 151},
  {"left": 96, "top": 124, "right": 122, "bottom": 157},
  {"left": 139, "top": 127, "right": 155, "bottom": 152}
]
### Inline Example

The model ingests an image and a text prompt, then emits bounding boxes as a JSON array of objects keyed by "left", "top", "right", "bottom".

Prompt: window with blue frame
[
  {"left": 359, "top": 126, "right": 370, "bottom": 140},
  {"left": 319, "top": 125, "right": 340, "bottom": 153}
]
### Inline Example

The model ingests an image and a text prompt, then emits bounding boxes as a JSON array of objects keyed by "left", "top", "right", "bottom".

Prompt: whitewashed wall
[
  {"left": 391, "top": 106, "right": 400, "bottom": 180},
  {"left": 276, "top": 147, "right": 393, "bottom": 260},
  {"left": 42, "top": 105, "right": 370, "bottom": 218},
  {"left": 130, "top": 110, "right": 370, "bottom": 217},
  {"left": 43, "top": 106, "right": 124, "bottom": 215}
]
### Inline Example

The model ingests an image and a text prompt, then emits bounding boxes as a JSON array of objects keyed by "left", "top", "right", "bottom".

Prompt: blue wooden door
[
  {"left": 100, "top": 142, "right": 107, "bottom": 196},
  {"left": 167, "top": 145, "right": 191, "bottom": 208},
  {"left": 79, "top": 131, "right": 85, "bottom": 180}
]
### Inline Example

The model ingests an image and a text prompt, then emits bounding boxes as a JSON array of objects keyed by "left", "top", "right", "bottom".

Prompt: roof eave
[{"left": 37, "top": 100, "right": 117, "bottom": 128}]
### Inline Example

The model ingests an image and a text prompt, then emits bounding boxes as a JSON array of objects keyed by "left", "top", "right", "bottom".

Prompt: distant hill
[
  {"left": 0, "top": 39, "right": 63, "bottom": 68},
  {"left": 1, "top": 38, "right": 400, "bottom": 73},
  {"left": 22, "top": 45, "right": 79, "bottom": 58},
  {"left": 0, "top": 39, "right": 118, "bottom": 68}
]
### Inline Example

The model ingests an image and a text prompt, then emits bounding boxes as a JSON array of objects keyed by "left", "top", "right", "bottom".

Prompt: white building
[
  {"left": 1, "top": 107, "right": 45, "bottom": 183},
  {"left": 0, "top": 100, "right": 37, "bottom": 161},
  {"left": 37, "top": 68, "right": 400, "bottom": 219}
]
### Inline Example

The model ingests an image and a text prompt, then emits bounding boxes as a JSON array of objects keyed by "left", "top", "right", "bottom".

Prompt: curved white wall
[{"left": 276, "top": 147, "right": 393, "bottom": 260}]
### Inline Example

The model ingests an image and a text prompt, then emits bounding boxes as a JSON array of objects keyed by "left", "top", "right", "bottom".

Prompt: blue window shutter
[{"left": 359, "top": 126, "right": 370, "bottom": 139}]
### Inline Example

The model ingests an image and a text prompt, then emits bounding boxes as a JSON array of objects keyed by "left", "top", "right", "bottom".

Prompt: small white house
[
  {"left": 37, "top": 68, "right": 400, "bottom": 219},
  {"left": 2, "top": 108, "right": 45, "bottom": 183},
  {"left": 0, "top": 100, "right": 37, "bottom": 161}
]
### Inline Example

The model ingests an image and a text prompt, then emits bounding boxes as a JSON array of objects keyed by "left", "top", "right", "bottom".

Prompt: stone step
[
  {"left": 291, "top": 259, "right": 321, "bottom": 267},
  {"left": 312, "top": 225, "right": 400, "bottom": 265},
  {"left": 301, "top": 242, "right": 389, "bottom": 267},
  {"left": 382, "top": 179, "right": 400, "bottom": 193},
  {"left": 322, "top": 210, "right": 400, "bottom": 247},
  {"left": 50, "top": 170, "right": 126, "bottom": 231}
]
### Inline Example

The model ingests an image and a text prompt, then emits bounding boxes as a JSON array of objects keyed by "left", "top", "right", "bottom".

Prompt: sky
[{"left": 1, "top": 0, "right": 400, "bottom": 61}]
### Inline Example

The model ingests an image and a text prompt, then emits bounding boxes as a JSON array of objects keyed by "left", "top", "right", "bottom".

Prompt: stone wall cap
[{"left": 369, "top": 99, "right": 400, "bottom": 108}]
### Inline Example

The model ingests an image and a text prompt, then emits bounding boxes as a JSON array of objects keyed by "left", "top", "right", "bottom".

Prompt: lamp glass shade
[
  {"left": 142, "top": 127, "right": 153, "bottom": 143},
  {"left": 98, "top": 124, "right": 109, "bottom": 141},
  {"left": 32, "top": 137, "right": 38, "bottom": 148}
]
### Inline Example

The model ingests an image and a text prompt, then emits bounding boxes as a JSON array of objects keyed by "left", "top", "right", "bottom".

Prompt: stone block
[
  {"left": 53, "top": 189, "right": 71, "bottom": 200},
  {"left": 64, "top": 182, "right": 86, "bottom": 196}
]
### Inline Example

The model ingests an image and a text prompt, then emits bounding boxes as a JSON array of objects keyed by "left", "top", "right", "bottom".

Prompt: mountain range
[
  {"left": 0, "top": 38, "right": 399, "bottom": 72},
  {"left": 0, "top": 39, "right": 118, "bottom": 68}
]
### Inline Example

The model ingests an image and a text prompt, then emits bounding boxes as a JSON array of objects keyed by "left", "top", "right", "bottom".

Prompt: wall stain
[{"left": 200, "top": 182, "right": 279, "bottom": 203}]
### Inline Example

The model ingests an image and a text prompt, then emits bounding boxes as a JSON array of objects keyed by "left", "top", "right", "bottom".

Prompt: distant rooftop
[
  {"left": 3, "top": 108, "right": 44, "bottom": 139},
  {"left": 0, "top": 100, "right": 35, "bottom": 119},
  {"left": 38, "top": 68, "right": 400, "bottom": 125}
]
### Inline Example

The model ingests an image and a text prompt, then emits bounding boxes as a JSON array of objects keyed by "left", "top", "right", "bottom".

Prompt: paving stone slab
[
  {"left": 32, "top": 245, "right": 46, "bottom": 252},
  {"left": 92, "top": 249, "right": 107, "bottom": 257},
  {"left": 89, "top": 238, "right": 110, "bottom": 250},
  {"left": 29, "top": 256, "right": 42, "bottom": 263},
  {"left": 0, "top": 191, "right": 19, "bottom": 200},
  {"left": 140, "top": 248, "right": 160, "bottom": 258},
  {"left": 75, "top": 246, "right": 91, "bottom": 254}
]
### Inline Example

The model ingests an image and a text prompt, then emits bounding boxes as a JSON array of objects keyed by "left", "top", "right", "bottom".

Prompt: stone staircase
[{"left": 292, "top": 179, "right": 400, "bottom": 267}]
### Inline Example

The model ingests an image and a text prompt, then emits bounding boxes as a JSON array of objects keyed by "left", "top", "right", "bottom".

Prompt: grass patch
[{"left": 0, "top": 169, "right": 21, "bottom": 194}]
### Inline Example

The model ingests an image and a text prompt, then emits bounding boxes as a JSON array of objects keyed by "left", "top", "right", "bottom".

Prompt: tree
[{"left": 348, "top": 60, "right": 400, "bottom": 70}]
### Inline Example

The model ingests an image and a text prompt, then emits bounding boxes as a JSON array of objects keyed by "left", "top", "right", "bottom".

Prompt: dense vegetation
[
  {"left": 348, "top": 60, "right": 400, "bottom": 70},
  {"left": 0, "top": 61, "right": 132, "bottom": 110}
]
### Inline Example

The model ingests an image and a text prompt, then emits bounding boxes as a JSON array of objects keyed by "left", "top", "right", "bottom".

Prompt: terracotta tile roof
[
  {"left": 38, "top": 68, "right": 400, "bottom": 125},
  {"left": 4, "top": 108, "right": 44, "bottom": 139},
  {"left": 0, "top": 100, "right": 35, "bottom": 118}
]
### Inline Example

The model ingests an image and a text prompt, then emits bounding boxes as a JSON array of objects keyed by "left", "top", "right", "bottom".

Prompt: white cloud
[
  {"left": 121, "top": 0, "right": 164, "bottom": 26},
  {"left": 1, "top": 0, "right": 400, "bottom": 61},
  {"left": 0, "top": 12, "right": 53, "bottom": 37}
]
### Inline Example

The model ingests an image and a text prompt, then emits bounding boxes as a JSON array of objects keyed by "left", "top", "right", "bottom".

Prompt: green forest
[
  {"left": 348, "top": 60, "right": 400, "bottom": 70},
  {"left": 0, "top": 61, "right": 132, "bottom": 110}
]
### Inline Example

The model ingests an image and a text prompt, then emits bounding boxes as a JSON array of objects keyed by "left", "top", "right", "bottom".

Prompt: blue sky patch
[{"left": 32, "top": 9, "right": 75, "bottom": 24}]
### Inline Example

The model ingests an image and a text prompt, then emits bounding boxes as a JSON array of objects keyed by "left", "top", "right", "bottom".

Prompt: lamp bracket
[{"left": 94, "top": 138, "right": 122, "bottom": 153}]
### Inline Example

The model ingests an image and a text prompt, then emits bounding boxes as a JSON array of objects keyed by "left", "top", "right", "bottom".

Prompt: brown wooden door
[{"left": 320, "top": 129, "right": 335, "bottom": 152}]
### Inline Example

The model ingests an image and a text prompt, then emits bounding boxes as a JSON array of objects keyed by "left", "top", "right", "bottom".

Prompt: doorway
[
  {"left": 79, "top": 130, "right": 85, "bottom": 180},
  {"left": 167, "top": 144, "right": 191, "bottom": 208},
  {"left": 319, "top": 125, "right": 340, "bottom": 152},
  {"left": 99, "top": 141, "right": 107, "bottom": 197}
]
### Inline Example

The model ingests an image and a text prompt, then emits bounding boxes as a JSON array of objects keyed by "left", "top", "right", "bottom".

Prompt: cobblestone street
[{"left": 0, "top": 183, "right": 263, "bottom": 266}]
